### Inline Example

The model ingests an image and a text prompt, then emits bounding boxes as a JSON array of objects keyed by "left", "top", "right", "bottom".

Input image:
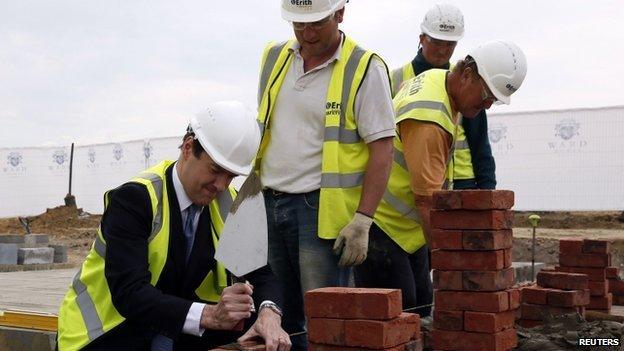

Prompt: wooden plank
[{"left": 0, "top": 310, "right": 57, "bottom": 332}]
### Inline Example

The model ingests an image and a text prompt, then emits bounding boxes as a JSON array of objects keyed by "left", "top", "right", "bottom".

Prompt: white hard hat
[
  {"left": 281, "top": 0, "right": 347, "bottom": 23},
  {"left": 469, "top": 40, "right": 528, "bottom": 105},
  {"left": 420, "top": 3, "right": 465, "bottom": 41},
  {"left": 189, "top": 101, "right": 260, "bottom": 176}
]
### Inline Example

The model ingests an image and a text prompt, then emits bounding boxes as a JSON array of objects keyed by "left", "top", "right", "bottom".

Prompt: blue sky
[{"left": 1, "top": 0, "right": 622, "bottom": 147}]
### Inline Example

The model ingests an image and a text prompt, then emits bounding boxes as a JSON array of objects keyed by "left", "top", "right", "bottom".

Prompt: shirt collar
[
  {"left": 172, "top": 162, "right": 194, "bottom": 213},
  {"left": 289, "top": 32, "right": 344, "bottom": 65}
]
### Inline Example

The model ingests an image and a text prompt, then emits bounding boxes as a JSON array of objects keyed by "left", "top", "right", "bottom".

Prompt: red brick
[
  {"left": 521, "top": 286, "right": 549, "bottom": 305},
  {"left": 504, "top": 248, "right": 512, "bottom": 268},
  {"left": 462, "top": 229, "right": 513, "bottom": 250},
  {"left": 431, "top": 249, "right": 509, "bottom": 270},
  {"left": 432, "top": 190, "right": 514, "bottom": 210},
  {"left": 431, "top": 328, "right": 517, "bottom": 351},
  {"left": 433, "top": 310, "right": 463, "bottom": 331},
  {"left": 555, "top": 266, "right": 606, "bottom": 281},
  {"left": 516, "top": 319, "right": 542, "bottom": 328},
  {"left": 463, "top": 268, "right": 515, "bottom": 291},
  {"left": 430, "top": 230, "right": 463, "bottom": 250},
  {"left": 344, "top": 313, "right": 419, "bottom": 349},
  {"left": 432, "top": 270, "right": 463, "bottom": 290},
  {"left": 430, "top": 209, "right": 514, "bottom": 230},
  {"left": 613, "top": 295, "right": 624, "bottom": 305},
  {"left": 464, "top": 310, "right": 516, "bottom": 333},
  {"left": 304, "top": 287, "right": 402, "bottom": 319},
  {"left": 520, "top": 303, "right": 578, "bottom": 320},
  {"left": 212, "top": 340, "right": 266, "bottom": 350},
  {"left": 609, "top": 279, "right": 624, "bottom": 295},
  {"left": 559, "top": 238, "right": 583, "bottom": 255},
  {"left": 588, "top": 294, "right": 612, "bottom": 310},
  {"left": 308, "top": 342, "right": 419, "bottom": 351},
  {"left": 589, "top": 280, "right": 609, "bottom": 296},
  {"left": 307, "top": 318, "right": 345, "bottom": 345},
  {"left": 547, "top": 289, "right": 590, "bottom": 307},
  {"left": 606, "top": 267, "right": 619, "bottom": 279},
  {"left": 582, "top": 239, "right": 611, "bottom": 254},
  {"left": 536, "top": 271, "right": 588, "bottom": 290},
  {"left": 508, "top": 288, "right": 521, "bottom": 310},
  {"left": 434, "top": 290, "right": 510, "bottom": 312},
  {"left": 559, "top": 253, "right": 611, "bottom": 268}
]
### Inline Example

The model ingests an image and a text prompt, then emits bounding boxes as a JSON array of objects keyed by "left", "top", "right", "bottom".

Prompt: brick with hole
[
  {"left": 536, "top": 271, "right": 588, "bottom": 290},
  {"left": 431, "top": 249, "right": 511, "bottom": 271},
  {"left": 555, "top": 266, "right": 606, "bottom": 281},
  {"left": 464, "top": 310, "right": 516, "bottom": 333},
  {"left": 432, "top": 310, "right": 463, "bottom": 331},
  {"left": 589, "top": 281, "right": 609, "bottom": 296},
  {"left": 435, "top": 290, "right": 514, "bottom": 312},
  {"left": 582, "top": 239, "right": 611, "bottom": 254},
  {"left": 430, "top": 210, "right": 514, "bottom": 230},
  {"left": 559, "top": 253, "right": 611, "bottom": 268},
  {"left": 547, "top": 289, "right": 590, "bottom": 307},
  {"left": 432, "top": 190, "right": 514, "bottom": 210},
  {"left": 305, "top": 287, "right": 401, "bottom": 320}
]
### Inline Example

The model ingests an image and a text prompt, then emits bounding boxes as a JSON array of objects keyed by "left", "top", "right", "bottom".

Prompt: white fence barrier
[{"left": 1, "top": 106, "right": 623, "bottom": 217}]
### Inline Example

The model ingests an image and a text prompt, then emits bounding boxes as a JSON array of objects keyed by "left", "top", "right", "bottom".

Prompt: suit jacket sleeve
[
  {"left": 244, "top": 265, "right": 284, "bottom": 309},
  {"left": 102, "top": 182, "right": 192, "bottom": 337},
  {"left": 463, "top": 111, "right": 497, "bottom": 189}
]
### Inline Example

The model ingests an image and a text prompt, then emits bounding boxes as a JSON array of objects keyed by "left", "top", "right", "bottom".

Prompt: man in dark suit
[{"left": 57, "top": 101, "right": 291, "bottom": 351}]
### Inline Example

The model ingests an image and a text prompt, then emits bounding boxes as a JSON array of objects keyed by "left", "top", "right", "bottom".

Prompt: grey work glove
[{"left": 332, "top": 212, "right": 373, "bottom": 266}]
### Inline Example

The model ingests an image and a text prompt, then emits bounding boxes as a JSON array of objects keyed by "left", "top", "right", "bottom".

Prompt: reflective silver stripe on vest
[
  {"left": 258, "top": 42, "right": 289, "bottom": 106},
  {"left": 393, "top": 147, "right": 408, "bottom": 170},
  {"left": 94, "top": 234, "right": 106, "bottom": 258},
  {"left": 257, "top": 119, "right": 265, "bottom": 135},
  {"left": 72, "top": 268, "right": 105, "bottom": 341},
  {"left": 322, "top": 44, "right": 367, "bottom": 145},
  {"left": 216, "top": 190, "right": 234, "bottom": 221},
  {"left": 382, "top": 189, "right": 421, "bottom": 222},
  {"left": 136, "top": 172, "right": 164, "bottom": 242},
  {"left": 391, "top": 68, "right": 403, "bottom": 95},
  {"left": 396, "top": 100, "right": 451, "bottom": 119},
  {"left": 320, "top": 172, "right": 364, "bottom": 188},
  {"left": 455, "top": 139, "right": 469, "bottom": 150},
  {"left": 324, "top": 126, "right": 360, "bottom": 143}
]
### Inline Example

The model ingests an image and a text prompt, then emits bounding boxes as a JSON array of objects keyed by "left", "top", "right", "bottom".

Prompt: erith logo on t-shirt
[{"left": 326, "top": 101, "right": 342, "bottom": 116}]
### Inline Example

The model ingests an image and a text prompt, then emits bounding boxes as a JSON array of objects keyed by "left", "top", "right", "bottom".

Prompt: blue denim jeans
[{"left": 264, "top": 189, "right": 349, "bottom": 351}]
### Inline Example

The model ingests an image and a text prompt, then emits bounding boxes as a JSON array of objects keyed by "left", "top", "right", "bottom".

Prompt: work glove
[{"left": 332, "top": 212, "right": 373, "bottom": 266}]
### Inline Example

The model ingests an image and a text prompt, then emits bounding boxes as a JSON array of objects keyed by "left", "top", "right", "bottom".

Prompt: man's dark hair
[
  {"left": 180, "top": 130, "right": 205, "bottom": 159},
  {"left": 453, "top": 55, "right": 480, "bottom": 77}
]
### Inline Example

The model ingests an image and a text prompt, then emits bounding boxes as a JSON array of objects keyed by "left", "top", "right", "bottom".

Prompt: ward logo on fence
[
  {"left": 488, "top": 123, "right": 507, "bottom": 143},
  {"left": 7, "top": 152, "right": 22, "bottom": 167},
  {"left": 113, "top": 144, "right": 124, "bottom": 161},
  {"left": 88, "top": 148, "right": 96, "bottom": 164},
  {"left": 549, "top": 118, "right": 587, "bottom": 152},
  {"left": 555, "top": 118, "right": 580, "bottom": 140},
  {"left": 52, "top": 149, "right": 67, "bottom": 165}
]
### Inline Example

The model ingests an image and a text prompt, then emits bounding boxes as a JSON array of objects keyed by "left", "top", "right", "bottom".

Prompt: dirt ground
[{"left": 0, "top": 206, "right": 623, "bottom": 266}]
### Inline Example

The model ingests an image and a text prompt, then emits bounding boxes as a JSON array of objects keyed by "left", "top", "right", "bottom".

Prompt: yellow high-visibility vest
[
  {"left": 57, "top": 160, "right": 233, "bottom": 351},
  {"left": 256, "top": 36, "right": 389, "bottom": 239},
  {"left": 391, "top": 61, "right": 474, "bottom": 180},
  {"left": 375, "top": 69, "right": 458, "bottom": 253}
]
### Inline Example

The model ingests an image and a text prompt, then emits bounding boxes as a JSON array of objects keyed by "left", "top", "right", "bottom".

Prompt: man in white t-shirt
[{"left": 254, "top": 1, "right": 395, "bottom": 349}]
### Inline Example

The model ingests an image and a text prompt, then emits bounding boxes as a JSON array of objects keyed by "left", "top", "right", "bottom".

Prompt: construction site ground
[{"left": 1, "top": 206, "right": 623, "bottom": 349}]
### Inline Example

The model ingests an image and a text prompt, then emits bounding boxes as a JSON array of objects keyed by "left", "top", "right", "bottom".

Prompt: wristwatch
[{"left": 259, "top": 301, "right": 283, "bottom": 317}]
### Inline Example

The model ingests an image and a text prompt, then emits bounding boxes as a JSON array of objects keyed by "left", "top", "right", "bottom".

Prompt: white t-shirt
[{"left": 260, "top": 37, "right": 396, "bottom": 193}]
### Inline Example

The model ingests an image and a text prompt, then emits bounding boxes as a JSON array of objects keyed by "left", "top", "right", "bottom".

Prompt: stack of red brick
[
  {"left": 607, "top": 266, "right": 624, "bottom": 305},
  {"left": 517, "top": 271, "right": 590, "bottom": 328},
  {"left": 430, "top": 190, "right": 519, "bottom": 351},
  {"left": 555, "top": 239, "right": 613, "bottom": 312},
  {"left": 305, "top": 288, "right": 423, "bottom": 350}
]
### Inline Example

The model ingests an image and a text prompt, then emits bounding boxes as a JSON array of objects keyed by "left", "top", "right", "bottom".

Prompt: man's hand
[
  {"left": 238, "top": 307, "right": 291, "bottom": 351},
  {"left": 332, "top": 212, "right": 373, "bottom": 266},
  {"left": 200, "top": 283, "right": 254, "bottom": 330}
]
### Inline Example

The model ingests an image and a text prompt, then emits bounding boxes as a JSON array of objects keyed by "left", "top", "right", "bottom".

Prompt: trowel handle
[{"left": 228, "top": 275, "right": 255, "bottom": 331}]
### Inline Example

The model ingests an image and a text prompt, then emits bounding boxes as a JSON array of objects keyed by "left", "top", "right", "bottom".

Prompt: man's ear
[
  {"left": 335, "top": 8, "right": 345, "bottom": 23},
  {"left": 419, "top": 34, "right": 426, "bottom": 47},
  {"left": 181, "top": 138, "right": 192, "bottom": 160}
]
